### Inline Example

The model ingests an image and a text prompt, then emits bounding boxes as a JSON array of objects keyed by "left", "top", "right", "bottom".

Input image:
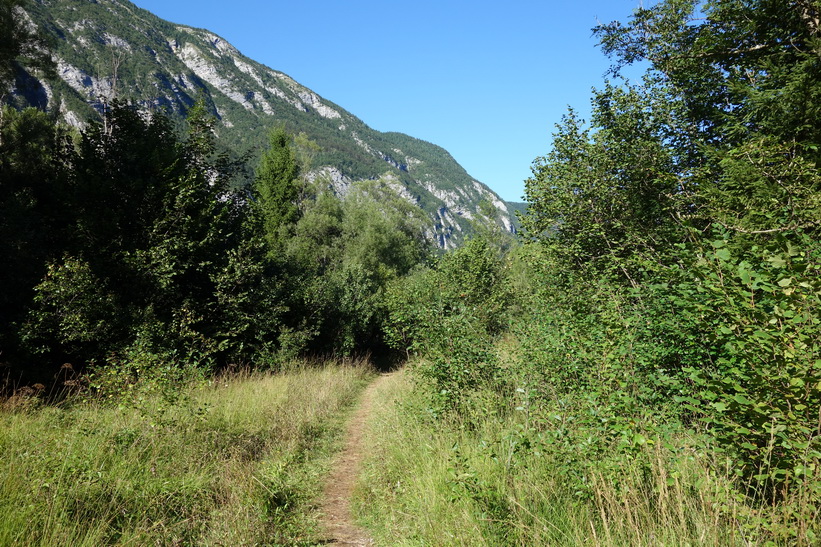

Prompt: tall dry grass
[{"left": 0, "top": 358, "right": 373, "bottom": 546}]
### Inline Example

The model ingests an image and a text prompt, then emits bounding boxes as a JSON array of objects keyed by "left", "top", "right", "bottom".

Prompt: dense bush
[
  {"left": 676, "top": 229, "right": 821, "bottom": 503},
  {"left": 276, "top": 177, "right": 431, "bottom": 357},
  {"left": 384, "top": 237, "right": 509, "bottom": 413},
  {"left": 512, "top": 0, "right": 821, "bottom": 540}
]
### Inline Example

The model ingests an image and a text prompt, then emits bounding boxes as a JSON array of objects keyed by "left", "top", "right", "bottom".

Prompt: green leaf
[
  {"left": 732, "top": 393, "right": 754, "bottom": 406},
  {"left": 789, "top": 377, "right": 805, "bottom": 388},
  {"left": 768, "top": 255, "right": 787, "bottom": 268},
  {"left": 715, "top": 248, "right": 732, "bottom": 261}
]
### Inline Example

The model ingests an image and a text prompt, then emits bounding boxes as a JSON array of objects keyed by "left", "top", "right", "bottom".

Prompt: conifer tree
[{"left": 253, "top": 126, "right": 300, "bottom": 250}]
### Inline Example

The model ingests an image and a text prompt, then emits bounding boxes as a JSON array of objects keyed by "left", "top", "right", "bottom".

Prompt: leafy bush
[
  {"left": 22, "top": 255, "right": 120, "bottom": 360},
  {"left": 676, "top": 229, "right": 821, "bottom": 518},
  {"left": 384, "top": 237, "right": 509, "bottom": 413}
]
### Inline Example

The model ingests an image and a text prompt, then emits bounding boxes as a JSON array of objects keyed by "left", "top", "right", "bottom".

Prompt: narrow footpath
[{"left": 319, "top": 371, "right": 395, "bottom": 545}]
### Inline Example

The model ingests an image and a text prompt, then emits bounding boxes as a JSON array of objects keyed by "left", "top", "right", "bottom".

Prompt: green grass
[
  {"left": 355, "top": 367, "right": 757, "bottom": 546},
  {"left": 0, "top": 359, "right": 374, "bottom": 546}
]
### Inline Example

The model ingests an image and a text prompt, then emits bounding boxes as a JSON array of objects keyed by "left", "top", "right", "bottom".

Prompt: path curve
[{"left": 319, "top": 371, "right": 395, "bottom": 545}]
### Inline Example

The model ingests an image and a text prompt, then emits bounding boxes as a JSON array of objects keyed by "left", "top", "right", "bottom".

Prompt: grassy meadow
[{"left": 0, "top": 361, "right": 373, "bottom": 546}]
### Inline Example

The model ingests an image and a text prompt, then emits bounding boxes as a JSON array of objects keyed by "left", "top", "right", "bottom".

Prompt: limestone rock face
[{"left": 18, "top": 0, "right": 519, "bottom": 247}]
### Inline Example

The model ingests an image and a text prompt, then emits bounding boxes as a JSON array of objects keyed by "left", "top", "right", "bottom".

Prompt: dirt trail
[{"left": 318, "top": 371, "right": 394, "bottom": 545}]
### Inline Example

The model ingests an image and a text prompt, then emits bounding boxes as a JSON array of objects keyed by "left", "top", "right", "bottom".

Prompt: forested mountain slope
[{"left": 11, "top": 0, "right": 517, "bottom": 248}]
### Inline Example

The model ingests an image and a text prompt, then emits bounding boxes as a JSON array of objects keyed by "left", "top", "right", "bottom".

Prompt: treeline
[
  {"left": 378, "top": 0, "right": 820, "bottom": 542},
  {"left": 0, "top": 100, "right": 430, "bottom": 383}
]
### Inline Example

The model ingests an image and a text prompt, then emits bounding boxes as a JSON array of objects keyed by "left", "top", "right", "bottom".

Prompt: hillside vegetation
[
  {"left": 11, "top": 0, "right": 518, "bottom": 248},
  {"left": 1, "top": 0, "right": 820, "bottom": 545}
]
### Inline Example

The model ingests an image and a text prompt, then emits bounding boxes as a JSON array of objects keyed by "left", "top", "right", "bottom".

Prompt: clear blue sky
[{"left": 131, "top": 0, "right": 644, "bottom": 202}]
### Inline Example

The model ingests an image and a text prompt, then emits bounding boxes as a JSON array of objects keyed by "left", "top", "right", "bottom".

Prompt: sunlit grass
[
  {"left": 0, "top": 359, "right": 374, "bottom": 546},
  {"left": 356, "top": 366, "right": 751, "bottom": 546}
]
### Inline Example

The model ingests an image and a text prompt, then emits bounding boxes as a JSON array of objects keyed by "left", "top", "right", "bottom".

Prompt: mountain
[{"left": 12, "top": 0, "right": 518, "bottom": 248}]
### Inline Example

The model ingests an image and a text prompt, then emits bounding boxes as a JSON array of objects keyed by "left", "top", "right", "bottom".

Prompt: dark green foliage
[
  {"left": 210, "top": 233, "right": 286, "bottom": 363},
  {"left": 253, "top": 126, "right": 301, "bottom": 249},
  {"left": 384, "top": 237, "right": 509, "bottom": 412},
  {"left": 279, "top": 178, "right": 431, "bottom": 357},
  {"left": 595, "top": 0, "right": 821, "bottom": 233},
  {"left": 23, "top": 255, "right": 119, "bottom": 357},
  {"left": 14, "top": 101, "right": 273, "bottom": 371},
  {"left": 1, "top": 91, "right": 434, "bottom": 386},
  {"left": 597, "top": 0, "right": 821, "bottom": 149},
  {"left": 510, "top": 0, "right": 821, "bottom": 539},
  {"left": 0, "top": 106, "right": 72, "bottom": 369}
]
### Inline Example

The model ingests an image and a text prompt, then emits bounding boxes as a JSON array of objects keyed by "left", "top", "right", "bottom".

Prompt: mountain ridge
[{"left": 13, "top": 0, "right": 519, "bottom": 248}]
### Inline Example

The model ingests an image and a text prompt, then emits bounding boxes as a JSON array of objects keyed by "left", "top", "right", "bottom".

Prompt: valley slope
[{"left": 13, "top": 0, "right": 519, "bottom": 247}]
